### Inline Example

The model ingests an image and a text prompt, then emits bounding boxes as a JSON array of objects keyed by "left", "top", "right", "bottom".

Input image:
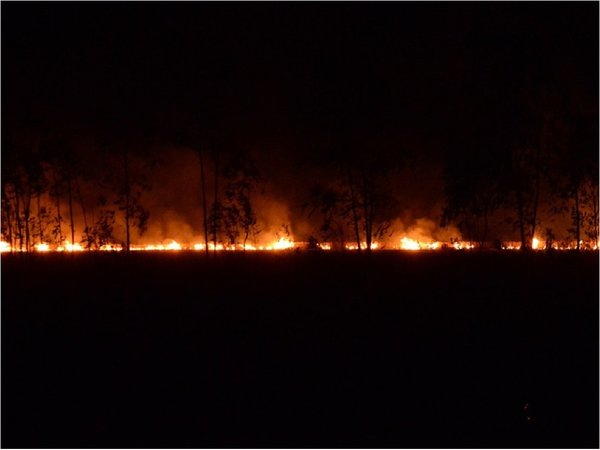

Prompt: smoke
[{"left": 4, "top": 142, "right": 469, "bottom": 248}]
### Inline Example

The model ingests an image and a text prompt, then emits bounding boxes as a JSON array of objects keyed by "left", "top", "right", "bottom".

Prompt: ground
[{"left": 2, "top": 251, "right": 598, "bottom": 448}]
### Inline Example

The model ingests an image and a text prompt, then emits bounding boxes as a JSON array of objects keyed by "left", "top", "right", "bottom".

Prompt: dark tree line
[
  {"left": 1, "top": 133, "right": 151, "bottom": 252},
  {"left": 1, "top": 118, "right": 597, "bottom": 253}
]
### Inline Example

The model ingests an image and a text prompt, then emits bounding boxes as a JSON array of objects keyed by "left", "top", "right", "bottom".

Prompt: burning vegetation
[{"left": 1, "top": 141, "right": 598, "bottom": 255}]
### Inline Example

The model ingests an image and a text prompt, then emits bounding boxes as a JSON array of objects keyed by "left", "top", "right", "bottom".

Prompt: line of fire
[{"left": 1, "top": 142, "right": 598, "bottom": 254}]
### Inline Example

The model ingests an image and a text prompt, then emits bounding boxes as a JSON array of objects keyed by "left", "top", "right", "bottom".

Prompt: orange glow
[
  {"left": 65, "top": 241, "right": 84, "bottom": 252},
  {"left": 345, "top": 242, "right": 380, "bottom": 250},
  {"left": 452, "top": 241, "right": 475, "bottom": 250},
  {"left": 270, "top": 237, "right": 295, "bottom": 250},
  {"left": 399, "top": 237, "right": 442, "bottom": 250},
  {"left": 399, "top": 237, "right": 421, "bottom": 251},
  {"left": 99, "top": 244, "right": 123, "bottom": 251},
  {"left": 1, "top": 236, "right": 598, "bottom": 253},
  {"left": 35, "top": 243, "right": 51, "bottom": 252}
]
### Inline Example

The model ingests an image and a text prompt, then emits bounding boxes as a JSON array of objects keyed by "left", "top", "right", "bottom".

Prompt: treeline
[
  {"left": 0, "top": 133, "right": 269, "bottom": 253},
  {"left": 2, "top": 122, "right": 597, "bottom": 253},
  {"left": 1, "top": 135, "right": 151, "bottom": 252}
]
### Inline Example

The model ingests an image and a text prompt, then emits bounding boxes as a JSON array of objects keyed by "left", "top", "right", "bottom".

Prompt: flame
[
  {"left": 399, "top": 237, "right": 421, "bottom": 251},
  {"left": 399, "top": 237, "right": 441, "bottom": 250},
  {"left": 452, "top": 241, "right": 475, "bottom": 250},
  {"left": 165, "top": 240, "right": 182, "bottom": 251},
  {"left": 270, "top": 237, "right": 295, "bottom": 250},
  {"left": 99, "top": 244, "right": 123, "bottom": 251},
  {"left": 1, "top": 235, "right": 597, "bottom": 253},
  {"left": 35, "top": 243, "right": 51, "bottom": 252},
  {"left": 345, "top": 242, "right": 380, "bottom": 250},
  {"left": 65, "top": 241, "right": 84, "bottom": 252}
]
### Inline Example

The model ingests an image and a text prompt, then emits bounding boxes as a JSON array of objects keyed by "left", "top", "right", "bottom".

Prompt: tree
[
  {"left": 220, "top": 151, "right": 260, "bottom": 249},
  {"left": 303, "top": 183, "right": 351, "bottom": 251},
  {"left": 197, "top": 148, "right": 210, "bottom": 255},
  {"left": 115, "top": 150, "right": 150, "bottom": 252}
]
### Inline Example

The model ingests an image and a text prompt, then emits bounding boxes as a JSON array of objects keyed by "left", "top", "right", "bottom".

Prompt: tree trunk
[
  {"left": 212, "top": 152, "right": 219, "bottom": 255},
  {"left": 361, "top": 173, "right": 372, "bottom": 252},
  {"left": 2, "top": 187, "right": 13, "bottom": 251},
  {"left": 347, "top": 169, "right": 361, "bottom": 252},
  {"left": 54, "top": 173, "right": 63, "bottom": 246},
  {"left": 516, "top": 186, "right": 527, "bottom": 251},
  {"left": 15, "top": 188, "right": 23, "bottom": 251},
  {"left": 37, "top": 193, "right": 43, "bottom": 244},
  {"left": 592, "top": 184, "right": 599, "bottom": 248},
  {"left": 23, "top": 192, "right": 31, "bottom": 252},
  {"left": 74, "top": 177, "right": 89, "bottom": 250},
  {"left": 124, "top": 152, "right": 131, "bottom": 253},
  {"left": 574, "top": 184, "right": 581, "bottom": 251},
  {"left": 199, "top": 149, "right": 210, "bottom": 256},
  {"left": 66, "top": 170, "right": 76, "bottom": 246}
]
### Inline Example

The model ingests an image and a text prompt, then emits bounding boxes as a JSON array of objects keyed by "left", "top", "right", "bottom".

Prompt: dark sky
[{"left": 2, "top": 2, "right": 598, "bottom": 161}]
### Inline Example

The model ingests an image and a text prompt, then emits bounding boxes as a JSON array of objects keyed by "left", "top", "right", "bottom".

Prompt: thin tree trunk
[
  {"left": 530, "top": 168, "right": 541, "bottom": 248},
  {"left": 74, "top": 177, "right": 89, "bottom": 250},
  {"left": 592, "top": 184, "right": 599, "bottom": 247},
  {"left": 53, "top": 173, "right": 63, "bottom": 246},
  {"left": 212, "top": 152, "right": 219, "bottom": 256},
  {"left": 2, "top": 188, "right": 13, "bottom": 251},
  {"left": 37, "top": 193, "right": 43, "bottom": 244},
  {"left": 516, "top": 186, "right": 527, "bottom": 251},
  {"left": 574, "top": 184, "right": 581, "bottom": 251},
  {"left": 23, "top": 191, "right": 31, "bottom": 252},
  {"left": 199, "top": 149, "right": 209, "bottom": 256},
  {"left": 15, "top": 188, "right": 23, "bottom": 252},
  {"left": 347, "top": 169, "right": 361, "bottom": 252},
  {"left": 124, "top": 152, "right": 131, "bottom": 253},
  {"left": 361, "top": 173, "right": 372, "bottom": 252},
  {"left": 66, "top": 170, "right": 75, "bottom": 245}
]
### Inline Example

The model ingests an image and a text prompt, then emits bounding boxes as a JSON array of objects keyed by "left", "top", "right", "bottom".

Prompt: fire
[
  {"left": 65, "top": 241, "right": 84, "bottom": 252},
  {"left": 399, "top": 237, "right": 421, "bottom": 251},
  {"left": 271, "top": 237, "right": 295, "bottom": 250},
  {"left": 132, "top": 240, "right": 183, "bottom": 251},
  {"left": 452, "top": 241, "right": 475, "bottom": 250},
  {"left": 165, "top": 240, "right": 182, "bottom": 251},
  {"left": 35, "top": 243, "right": 51, "bottom": 252},
  {"left": 345, "top": 242, "right": 380, "bottom": 250},
  {"left": 99, "top": 244, "right": 123, "bottom": 251},
  {"left": 399, "top": 237, "right": 441, "bottom": 250},
  {"left": 1, "top": 235, "right": 598, "bottom": 253}
]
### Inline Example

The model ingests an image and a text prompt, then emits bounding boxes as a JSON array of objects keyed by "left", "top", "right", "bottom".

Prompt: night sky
[
  {"left": 5, "top": 3, "right": 596, "bottom": 151},
  {"left": 2, "top": 2, "right": 598, "bottom": 244}
]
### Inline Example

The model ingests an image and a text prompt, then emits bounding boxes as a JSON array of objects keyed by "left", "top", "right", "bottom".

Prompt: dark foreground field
[{"left": 2, "top": 251, "right": 598, "bottom": 448}]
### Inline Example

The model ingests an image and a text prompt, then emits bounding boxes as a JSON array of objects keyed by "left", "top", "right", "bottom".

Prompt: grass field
[{"left": 2, "top": 251, "right": 598, "bottom": 448}]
